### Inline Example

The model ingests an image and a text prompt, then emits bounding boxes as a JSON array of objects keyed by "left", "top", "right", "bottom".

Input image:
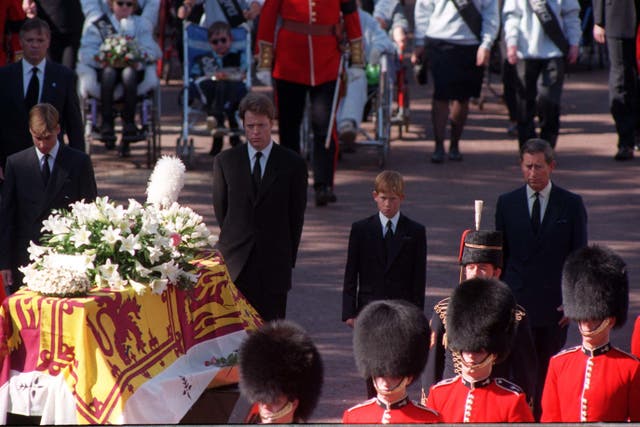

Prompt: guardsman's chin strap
[{"left": 373, "top": 377, "right": 409, "bottom": 406}]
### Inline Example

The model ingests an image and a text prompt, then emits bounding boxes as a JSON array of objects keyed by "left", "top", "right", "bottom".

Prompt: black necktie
[
  {"left": 252, "top": 151, "right": 262, "bottom": 192},
  {"left": 25, "top": 66, "right": 39, "bottom": 112},
  {"left": 42, "top": 153, "right": 50, "bottom": 185},
  {"left": 531, "top": 192, "right": 541, "bottom": 234},
  {"left": 384, "top": 220, "right": 393, "bottom": 261}
]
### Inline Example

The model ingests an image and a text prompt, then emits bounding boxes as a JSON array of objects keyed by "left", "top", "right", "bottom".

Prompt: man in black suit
[
  {"left": 341, "top": 170, "right": 426, "bottom": 398},
  {"left": 495, "top": 138, "right": 587, "bottom": 419},
  {"left": 593, "top": 0, "right": 640, "bottom": 161},
  {"left": 212, "top": 92, "right": 308, "bottom": 321},
  {"left": 0, "top": 103, "right": 97, "bottom": 294},
  {"left": 0, "top": 17, "right": 84, "bottom": 175}
]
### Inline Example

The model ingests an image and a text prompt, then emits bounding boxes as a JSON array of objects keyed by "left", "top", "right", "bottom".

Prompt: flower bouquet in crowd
[
  {"left": 21, "top": 157, "right": 218, "bottom": 297},
  {"left": 95, "top": 34, "right": 148, "bottom": 68}
]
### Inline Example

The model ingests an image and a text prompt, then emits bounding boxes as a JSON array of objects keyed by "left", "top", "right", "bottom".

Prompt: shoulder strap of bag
[
  {"left": 450, "top": 0, "right": 482, "bottom": 41},
  {"left": 217, "top": 0, "right": 247, "bottom": 28},
  {"left": 527, "top": 0, "right": 569, "bottom": 55},
  {"left": 92, "top": 14, "right": 117, "bottom": 40}
]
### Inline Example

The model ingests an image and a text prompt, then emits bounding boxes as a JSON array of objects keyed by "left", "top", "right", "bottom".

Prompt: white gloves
[{"left": 256, "top": 70, "right": 272, "bottom": 87}]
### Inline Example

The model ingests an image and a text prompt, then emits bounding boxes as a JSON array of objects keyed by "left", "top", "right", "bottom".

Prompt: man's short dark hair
[
  {"left": 520, "top": 138, "right": 554, "bottom": 164},
  {"left": 239, "top": 92, "right": 275, "bottom": 121},
  {"left": 20, "top": 18, "right": 51, "bottom": 38}
]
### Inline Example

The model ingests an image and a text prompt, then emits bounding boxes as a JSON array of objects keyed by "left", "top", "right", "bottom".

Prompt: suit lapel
[
  {"left": 255, "top": 143, "right": 278, "bottom": 204},
  {"left": 367, "top": 216, "right": 386, "bottom": 266},
  {"left": 240, "top": 145, "right": 257, "bottom": 206},
  {"left": 539, "top": 185, "right": 561, "bottom": 236},
  {"left": 385, "top": 214, "right": 407, "bottom": 270},
  {"left": 39, "top": 145, "right": 70, "bottom": 218},
  {"left": 41, "top": 62, "right": 56, "bottom": 104},
  {"left": 14, "top": 62, "right": 26, "bottom": 114}
]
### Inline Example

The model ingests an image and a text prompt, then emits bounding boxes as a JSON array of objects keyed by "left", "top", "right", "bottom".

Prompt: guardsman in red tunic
[
  {"left": 426, "top": 278, "right": 535, "bottom": 423},
  {"left": 239, "top": 320, "right": 323, "bottom": 423},
  {"left": 256, "top": 0, "right": 363, "bottom": 207},
  {"left": 632, "top": 315, "right": 640, "bottom": 358},
  {"left": 342, "top": 300, "right": 440, "bottom": 423},
  {"left": 541, "top": 245, "right": 640, "bottom": 422}
]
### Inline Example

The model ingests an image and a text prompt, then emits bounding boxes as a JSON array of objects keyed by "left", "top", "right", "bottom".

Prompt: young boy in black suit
[{"left": 342, "top": 170, "right": 427, "bottom": 396}]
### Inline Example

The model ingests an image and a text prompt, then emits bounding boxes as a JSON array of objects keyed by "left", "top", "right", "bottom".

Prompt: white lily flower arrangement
[{"left": 21, "top": 157, "right": 218, "bottom": 297}]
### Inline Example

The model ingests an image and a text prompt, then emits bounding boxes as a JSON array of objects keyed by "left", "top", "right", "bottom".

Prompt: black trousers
[
  {"left": 98, "top": 66, "right": 144, "bottom": 126},
  {"left": 234, "top": 247, "right": 288, "bottom": 321},
  {"left": 275, "top": 78, "right": 337, "bottom": 189},
  {"left": 606, "top": 36, "right": 639, "bottom": 149},
  {"left": 531, "top": 323, "right": 568, "bottom": 421},
  {"left": 515, "top": 57, "right": 566, "bottom": 148}
]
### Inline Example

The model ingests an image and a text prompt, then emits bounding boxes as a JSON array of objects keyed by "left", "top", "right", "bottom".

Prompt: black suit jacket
[
  {"left": 593, "top": 0, "right": 640, "bottom": 38},
  {"left": 342, "top": 213, "right": 427, "bottom": 321},
  {"left": 0, "top": 60, "right": 84, "bottom": 169},
  {"left": 212, "top": 142, "right": 308, "bottom": 293},
  {"left": 0, "top": 144, "right": 97, "bottom": 272},
  {"left": 495, "top": 184, "right": 587, "bottom": 327}
]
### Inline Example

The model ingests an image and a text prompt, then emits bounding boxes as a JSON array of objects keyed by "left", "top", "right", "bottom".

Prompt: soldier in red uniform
[
  {"left": 343, "top": 299, "right": 440, "bottom": 423},
  {"left": 239, "top": 320, "right": 323, "bottom": 423},
  {"left": 541, "top": 245, "right": 640, "bottom": 422},
  {"left": 421, "top": 229, "right": 537, "bottom": 406},
  {"left": 426, "top": 278, "right": 534, "bottom": 422},
  {"left": 631, "top": 316, "right": 640, "bottom": 358},
  {"left": 256, "top": 0, "right": 364, "bottom": 206}
]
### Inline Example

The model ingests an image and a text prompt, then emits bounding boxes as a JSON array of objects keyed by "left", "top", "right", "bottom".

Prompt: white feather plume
[{"left": 146, "top": 156, "right": 186, "bottom": 208}]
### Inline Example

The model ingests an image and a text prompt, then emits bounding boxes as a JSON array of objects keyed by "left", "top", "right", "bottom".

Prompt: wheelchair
[
  {"left": 77, "top": 63, "right": 162, "bottom": 168},
  {"left": 177, "top": 21, "right": 252, "bottom": 169},
  {"left": 351, "top": 52, "right": 395, "bottom": 168}
]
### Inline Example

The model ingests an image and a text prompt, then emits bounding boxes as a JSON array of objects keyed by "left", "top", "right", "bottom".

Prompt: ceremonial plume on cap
[
  {"left": 238, "top": 320, "right": 323, "bottom": 422},
  {"left": 562, "top": 245, "right": 628, "bottom": 328},
  {"left": 353, "top": 300, "right": 430, "bottom": 381},
  {"left": 446, "top": 278, "right": 516, "bottom": 363}
]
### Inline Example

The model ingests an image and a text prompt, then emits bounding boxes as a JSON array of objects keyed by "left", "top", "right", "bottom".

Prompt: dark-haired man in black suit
[
  {"left": 495, "top": 138, "right": 587, "bottom": 419},
  {"left": 213, "top": 92, "right": 308, "bottom": 321},
  {"left": 0, "top": 103, "right": 97, "bottom": 294},
  {"left": 0, "top": 17, "right": 83, "bottom": 176}
]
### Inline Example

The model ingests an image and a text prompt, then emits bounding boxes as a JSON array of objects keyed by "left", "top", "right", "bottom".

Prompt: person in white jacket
[
  {"left": 502, "top": 0, "right": 581, "bottom": 149},
  {"left": 77, "top": 0, "right": 162, "bottom": 155},
  {"left": 412, "top": 0, "right": 499, "bottom": 164}
]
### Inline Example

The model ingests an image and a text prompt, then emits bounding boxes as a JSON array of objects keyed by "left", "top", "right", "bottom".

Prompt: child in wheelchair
[
  {"left": 77, "top": 0, "right": 161, "bottom": 156},
  {"left": 189, "top": 20, "right": 248, "bottom": 156},
  {"left": 337, "top": 3, "right": 396, "bottom": 151}
]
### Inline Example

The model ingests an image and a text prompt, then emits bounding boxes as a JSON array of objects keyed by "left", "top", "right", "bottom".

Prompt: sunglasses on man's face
[
  {"left": 210, "top": 37, "right": 228, "bottom": 45},
  {"left": 116, "top": 1, "right": 134, "bottom": 7}
]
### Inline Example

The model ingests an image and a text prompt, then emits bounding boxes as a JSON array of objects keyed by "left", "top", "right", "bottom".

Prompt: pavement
[{"left": 89, "top": 65, "right": 640, "bottom": 422}]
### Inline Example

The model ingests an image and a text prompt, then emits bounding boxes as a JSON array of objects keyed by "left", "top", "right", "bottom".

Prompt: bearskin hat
[
  {"left": 446, "top": 278, "right": 516, "bottom": 362},
  {"left": 238, "top": 320, "right": 323, "bottom": 422},
  {"left": 459, "top": 230, "right": 503, "bottom": 268},
  {"left": 562, "top": 245, "right": 628, "bottom": 328},
  {"left": 353, "top": 300, "right": 430, "bottom": 381}
]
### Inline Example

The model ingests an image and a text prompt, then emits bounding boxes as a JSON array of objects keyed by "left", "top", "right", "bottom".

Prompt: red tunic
[
  {"left": 631, "top": 316, "right": 640, "bottom": 358},
  {"left": 427, "top": 376, "right": 534, "bottom": 423},
  {"left": 342, "top": 397, "right": 440, "bottom": 424},
  {"left": 541, "top": 344, "right": 640, "bottom": 422},
  {"left": 256, "top": 0, "right": 362, "bottom": 86}
]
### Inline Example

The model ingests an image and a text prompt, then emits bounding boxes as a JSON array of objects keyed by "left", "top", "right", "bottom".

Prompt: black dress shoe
[
  {"left": 449, "top": 146, "right": 463, "bottom": 161},
  {"left": 119, "top": 141, "right": 131, "bottom": 158},
  {"left": 327, "top": 188, "right": 337, "bottom": 203},
  {"left": 431, "top": 146, "right": 445, "bottom": 164},
  {"left": 121, "top": 123, "right": 146, "bottom": 143},
  {"left": 614, "top": 146, "right": 634, "bottom": 161},
  {"left": 315, "top": 188, "right": 330, "bottom": 207}
]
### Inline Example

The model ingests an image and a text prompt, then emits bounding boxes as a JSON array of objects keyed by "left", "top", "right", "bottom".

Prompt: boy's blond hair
[
  {"left": 29, "top": 103, "right": 59, "bottom": 136},
  {"left": 374, "top": 170, "right": 404, "bottom": 196}
]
